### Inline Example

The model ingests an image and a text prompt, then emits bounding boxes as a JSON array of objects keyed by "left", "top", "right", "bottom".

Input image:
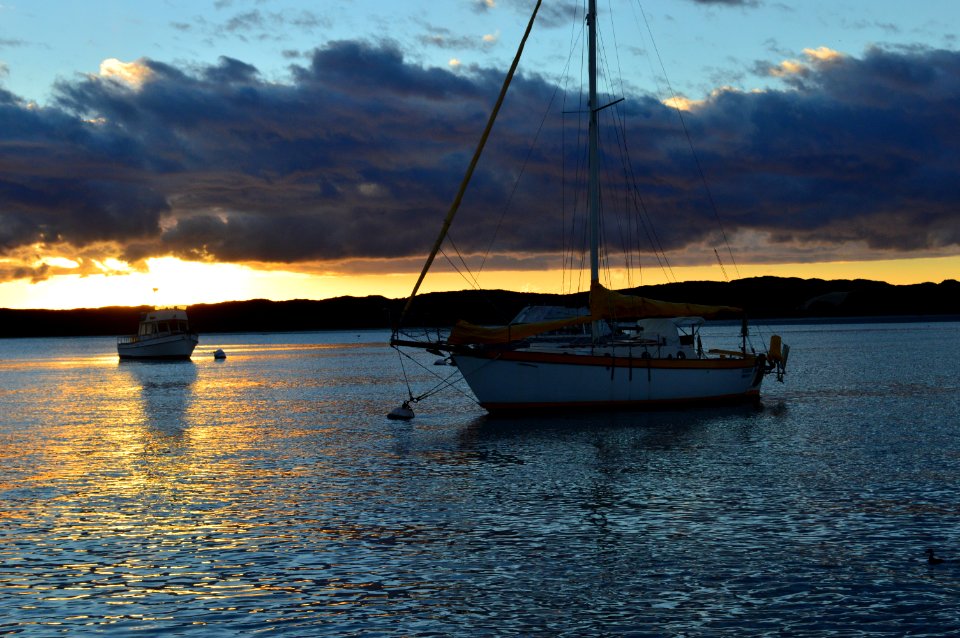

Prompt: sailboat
[{"left": 390, "top": 0, "right": 788, "bottom": 414}]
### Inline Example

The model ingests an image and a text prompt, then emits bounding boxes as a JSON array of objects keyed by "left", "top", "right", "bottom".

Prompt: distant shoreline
[{"left": 1, "top": 276, "right": 957, "bottom": 338}]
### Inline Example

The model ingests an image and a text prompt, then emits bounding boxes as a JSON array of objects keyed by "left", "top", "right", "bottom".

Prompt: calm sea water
[{"left": 1, "top": 321, "right": 959, "bottom": 636}]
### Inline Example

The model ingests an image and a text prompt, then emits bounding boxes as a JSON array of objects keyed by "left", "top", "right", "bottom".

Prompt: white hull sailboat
[
  {"left": 453, "top": 353, "right": 761, "bottom": 410},
  {"left": 390, "top": 0, "right": 788, "bottom": 415}
]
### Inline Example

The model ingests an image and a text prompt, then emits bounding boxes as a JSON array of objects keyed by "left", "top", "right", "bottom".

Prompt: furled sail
[
  {"left": 447, "top": 283, "right": 741, "bottom": 346},
  {"left": 589, "top": 282, "right": 742, "bottom": 320},
  {"left": 448, "top": 315, "right": 590, "bottom": 345}
]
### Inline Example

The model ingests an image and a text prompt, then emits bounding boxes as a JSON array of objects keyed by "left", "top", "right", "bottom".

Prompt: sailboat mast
[
  {"left": 587, "top": 0, "right": 600, "bottom": 286},
  {"left": 586, "top": 0, "right": 602, "bottom": 344}
]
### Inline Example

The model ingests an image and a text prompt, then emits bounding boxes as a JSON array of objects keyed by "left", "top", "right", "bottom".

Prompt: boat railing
[{"left": 118, "top": 328, "right": 195, "bottom": 345}]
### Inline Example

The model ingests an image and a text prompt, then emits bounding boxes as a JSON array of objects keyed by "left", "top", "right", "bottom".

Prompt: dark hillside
[{"left": 0, "top": 277, "right": 957, "bottom": 338}]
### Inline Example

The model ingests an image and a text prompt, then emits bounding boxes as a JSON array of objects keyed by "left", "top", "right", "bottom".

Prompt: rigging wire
[
  {"left": 562, "top": 3, "right": 586, "bottom": 296},
  {"left": 449, "top": 1, "right": 586, "bottom": 301},
  {"left": 714, "top": 248, "right": 730, "bottom": 282},
  {"left": 393, "top": 343, "right": 479, "bottom": 405},
  {"left": 636, "top": 1, "right": 742, "bottom": 280},
  {"left": 631, "top": 1, "right": 770, "bottom": 355},
  {"left": 439, "top": 244, "right": 482, "bottom": 291},
  {"left": 595, "top": 13, "right": 676, "bottom": 286},
  {"left": 396, "top": 0, "right": 544, "bottom": 328},
  {"left": 476, "top": 60, "right": 572, "bottom": 278},
  {"left": 561, "top": 6, "right": 590, "bottom": 297},
  {"left": 603, "top": 0, "right": 636, "bottom": 287},
  {"left": 565, "top": 3, "right": 590, "bottom": 296}
]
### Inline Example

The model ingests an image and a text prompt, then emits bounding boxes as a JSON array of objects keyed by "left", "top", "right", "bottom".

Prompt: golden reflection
[
  {"left": 117, "top": 360, "right": 198, "bottom": 430},
  {"left": 0, "top": 336, "right": 429, "bottom": 627}
]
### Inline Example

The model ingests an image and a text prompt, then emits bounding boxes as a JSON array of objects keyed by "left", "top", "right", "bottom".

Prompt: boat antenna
[{"left": 395, "top": 0, "right": 543, "bottom": 330}]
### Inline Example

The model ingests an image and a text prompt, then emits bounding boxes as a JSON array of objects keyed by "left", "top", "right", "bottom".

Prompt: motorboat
[{"left": 117, "top": 307, "right": 199, "bottom": 360}]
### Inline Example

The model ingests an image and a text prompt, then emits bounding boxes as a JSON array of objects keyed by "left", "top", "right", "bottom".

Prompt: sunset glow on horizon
[{"left": 1, "top": 254, "right": 956, "bottom": 311}]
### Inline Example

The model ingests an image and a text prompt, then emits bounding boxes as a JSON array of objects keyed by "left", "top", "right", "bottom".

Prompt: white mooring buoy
[{"left": 387, "top": 401, "right": 415, "bottom": 421}]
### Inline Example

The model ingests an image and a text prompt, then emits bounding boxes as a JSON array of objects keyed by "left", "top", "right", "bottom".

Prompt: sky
[{"left": 1, "top": 0, "right": 958, "bottom": 310}]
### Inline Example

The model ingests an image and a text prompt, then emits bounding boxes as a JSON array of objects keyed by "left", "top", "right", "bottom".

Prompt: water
[{"left": 1, "top": 322, "right": 959, "bottom": 636}]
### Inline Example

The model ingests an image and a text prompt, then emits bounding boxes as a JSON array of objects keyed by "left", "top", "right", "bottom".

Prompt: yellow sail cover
[
  {"left": 448, "top": 315, "right": 590, "bottom": 345},
  {"left": 589, "top": 282, "right": 742, "bottom": 320},
  {"left": 446, "top": 283, "right": 742, "bottom": 346}
]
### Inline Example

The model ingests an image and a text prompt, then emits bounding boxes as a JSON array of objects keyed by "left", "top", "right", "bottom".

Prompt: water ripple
[{"left": 2, "top": 327, "right": 960, "bottom": 635}]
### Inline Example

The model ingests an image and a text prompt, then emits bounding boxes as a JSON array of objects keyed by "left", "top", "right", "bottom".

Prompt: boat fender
[
  {"left": 388, "top": 401, "right": 415, "bottom": 421},
  {"left": 640, "top": 351, "right": 651, "bottom": 359},
  {"left": 768, "top": 335, "right": 783, "bottom": 363}
]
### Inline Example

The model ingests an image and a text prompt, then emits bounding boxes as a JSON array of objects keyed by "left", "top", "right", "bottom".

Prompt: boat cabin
[
  {"left": 136, "top": 308, "right": 192, "bottom": 339},
  {"left": 509, "top": 304, "right": 706, "bottom": 358},
  {"left": 625, "top": 317, "right": 703, "bottom": 359}
]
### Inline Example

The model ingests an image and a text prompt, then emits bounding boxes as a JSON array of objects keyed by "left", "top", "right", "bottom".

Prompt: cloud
[
  {"left": 419, "top": 26, "right": 498, "bottom": 51},
  {"left": 685, "top": 0, "right": 761, "bottom": 6},
  {"left": 486, "top": 0, "right": 580, "bottom": 29},
  {"left": 768, "top": 46, "right": 845, "bottom": 78},
  {"left": 0, "top": 40, "right": 958, "bottom": 284},
  {"left": 177, "top": 7, "right": 330, "bottom": 44},
  {"left": 472, "top": 0, "right": 497, "bottom": 12},
  {"left": 98, "top": 58, "right": 154, "bottom": 88},
  {"left": 0, "top": 38, "right": 29, "bottom": 49}
]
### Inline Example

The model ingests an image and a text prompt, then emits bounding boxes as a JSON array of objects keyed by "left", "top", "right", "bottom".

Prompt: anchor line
[{"left": 392, "top": 345, "right": 480, "bottom": 405}]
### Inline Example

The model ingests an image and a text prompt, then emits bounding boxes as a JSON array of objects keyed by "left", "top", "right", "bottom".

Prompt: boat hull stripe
[{"left": 474, "top": 349, "right": 756, "bottom": 370}]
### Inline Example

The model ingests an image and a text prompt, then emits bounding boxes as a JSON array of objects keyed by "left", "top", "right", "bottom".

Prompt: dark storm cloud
[
  {"left": 0, "top": 39, "right": 958, "bottom": 279},
  {"left": 0, "top": 85, "right": 168, "bottom": 252},
  {"left": 709, "top": 46, "right": 960, "bottom": 251}
]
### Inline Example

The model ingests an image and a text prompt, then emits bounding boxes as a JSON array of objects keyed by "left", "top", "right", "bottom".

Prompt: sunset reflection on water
[
  {"left": 3, "top": 326, "right": 960, "bottom": 635},
  {"left": 0, "top": 333, "right": 436, "bottom": 634}
]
